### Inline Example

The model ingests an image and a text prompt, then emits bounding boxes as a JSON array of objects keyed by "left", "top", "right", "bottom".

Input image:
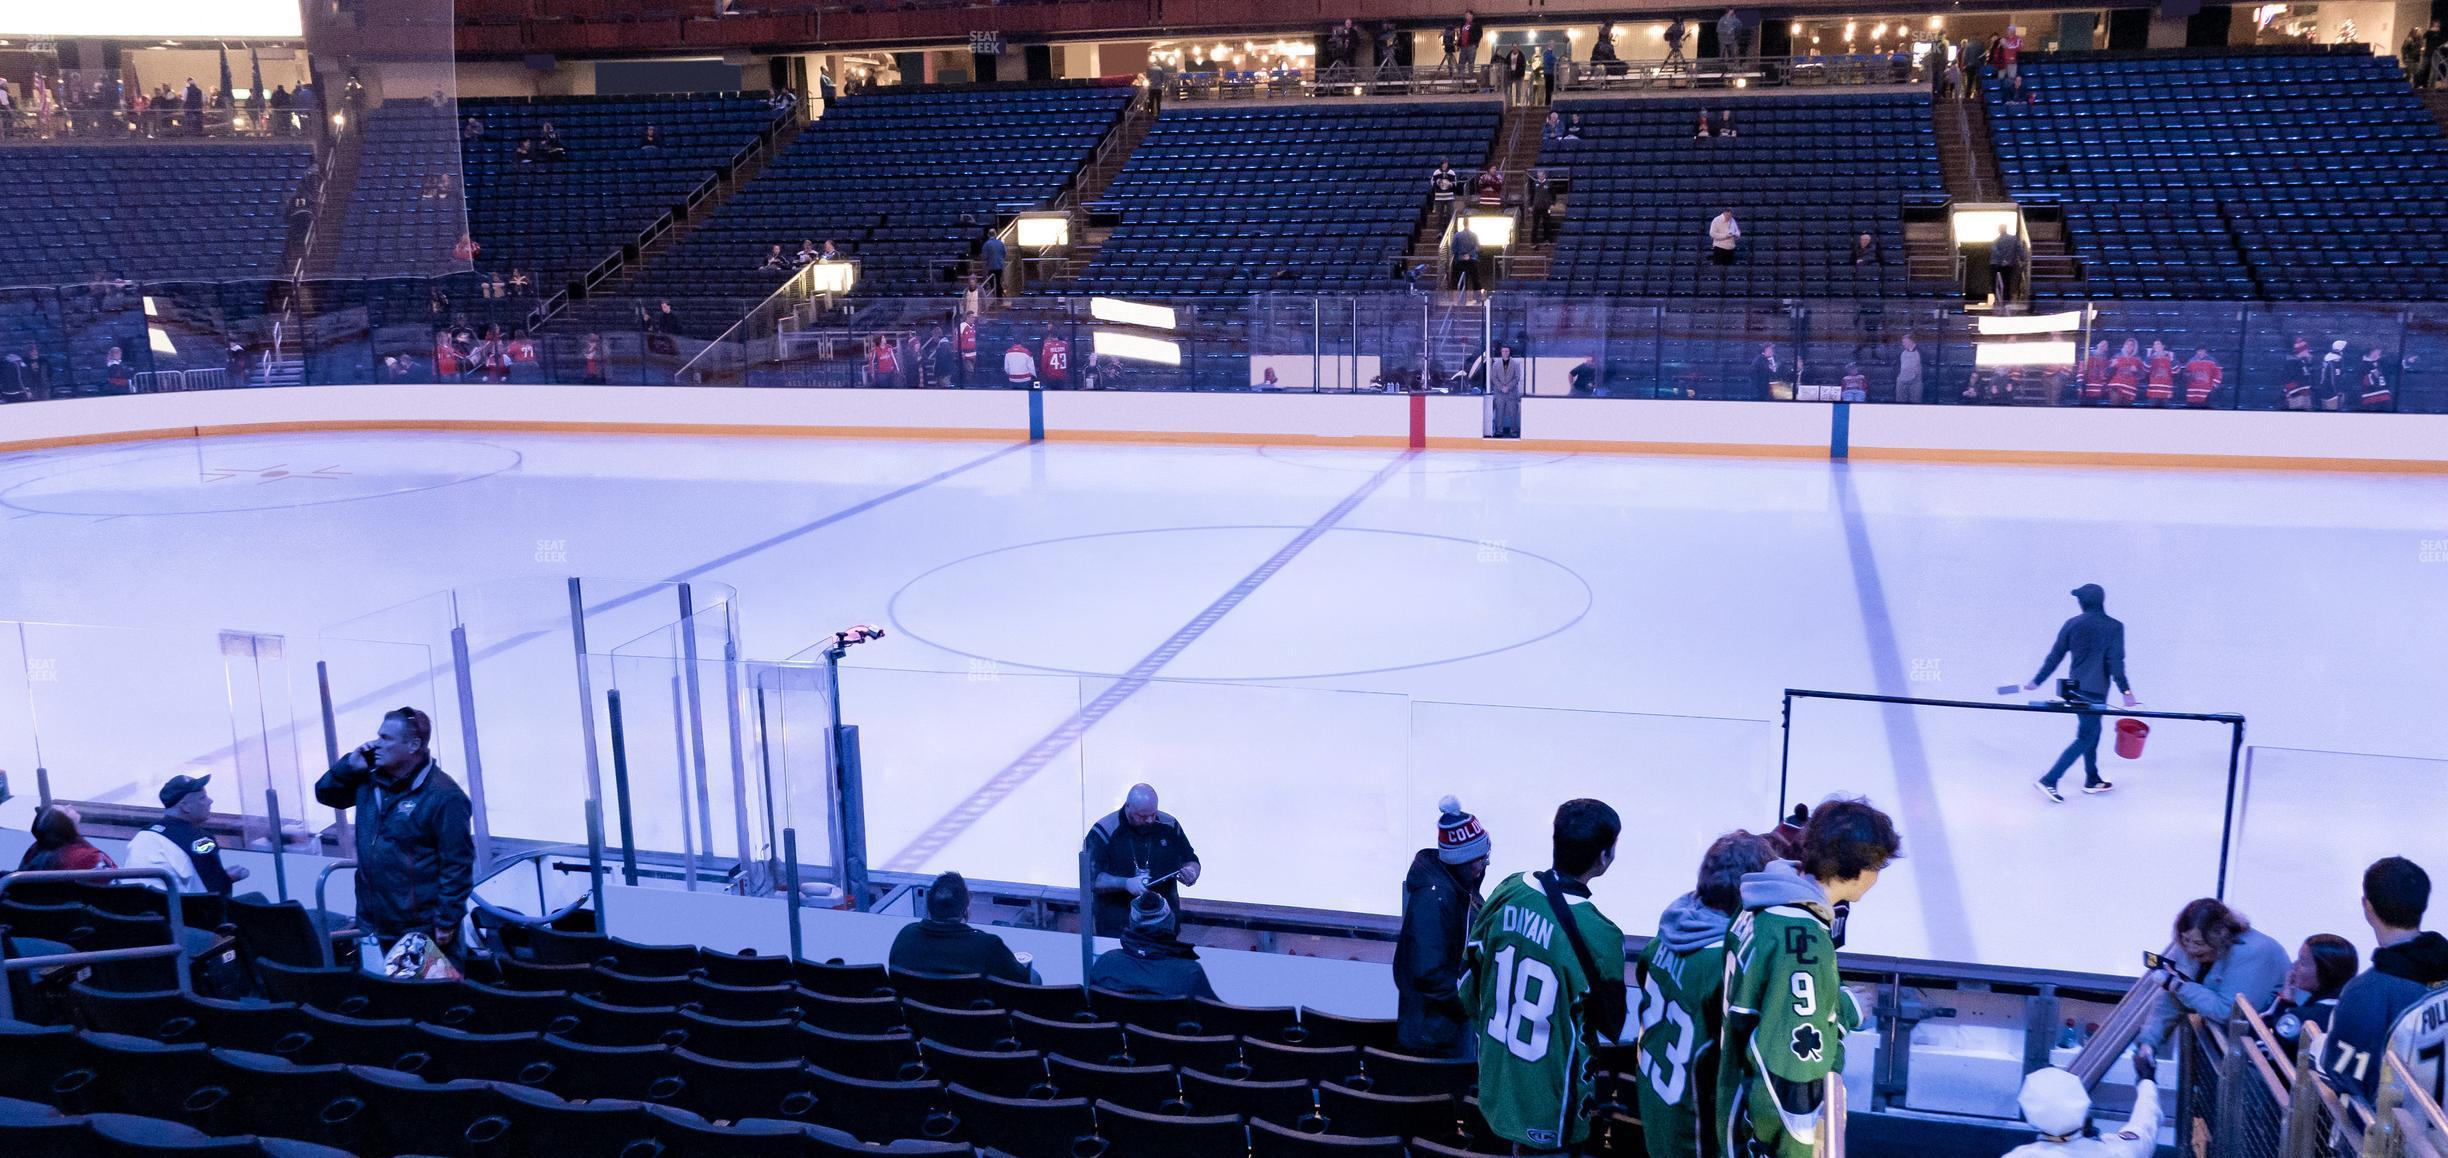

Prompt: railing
[
  {"left": 1151, "top": 54, "right": 1926, "bottom": 104},
  {"left": 0, "top": 867, "right": 196, "bottom": 1019},
  {"left": 2173, "top": 994, "right": 2448, "bottom": 1158}
]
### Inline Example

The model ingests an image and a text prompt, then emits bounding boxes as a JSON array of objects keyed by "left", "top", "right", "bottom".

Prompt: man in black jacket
[
  {"left": 315, "top": 706, "right": 474, "bottom": 951},
  {"left": 1395, "top": 796, "right": 1490, "bottom": 1058},
  {"left": 2320, "top": 857, "right": 2448, "bottom": 1099},
  {"left": 888, "top": 872, "right": 1032, "bottom": 982},
  {"left": 2025, "top": 583, "right": 2139, "bottom": 802}
]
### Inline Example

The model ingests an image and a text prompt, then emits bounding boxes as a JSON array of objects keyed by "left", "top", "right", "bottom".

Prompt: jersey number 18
[{"left": 1487, "top": 945, "right": 1560, "bottom": 1062}]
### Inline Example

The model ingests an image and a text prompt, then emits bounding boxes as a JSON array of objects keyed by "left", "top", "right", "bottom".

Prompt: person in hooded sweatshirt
[
  {"left": 2320, "top": 856, "right": 2448, "bottom": 1100},
  {"left": 1634, "top": 829, "right": 1774, "bottom": 1158},
  {"left": 2024, "top": 583, "right": 2139, "bottom": 802},
  {"left": 1394, "top": 796, "right": 1491, "bottom": 1059},
  {"left": 1717, "top": 798, "right": 1901, "bottom": 1158},
  {"left": 1089, "top": 890, "right": 1215, "bottom": 1000}
]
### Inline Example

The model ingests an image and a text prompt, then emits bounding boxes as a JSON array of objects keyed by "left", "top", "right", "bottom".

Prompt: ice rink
[{"left": 2, "top": 430, "right": 2443, "bottom": 976}]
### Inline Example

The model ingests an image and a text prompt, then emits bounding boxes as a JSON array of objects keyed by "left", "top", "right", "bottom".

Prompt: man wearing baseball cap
[
  {"left": 1395, "top": 795, "right": 1491, "bottom": 1059},
  {"left": 124, "top": 774, "right": 251, "bottom": 895}
]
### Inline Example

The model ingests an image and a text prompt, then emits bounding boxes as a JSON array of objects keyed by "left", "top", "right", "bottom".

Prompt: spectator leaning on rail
[
  {"left": 1394, "top": 796, "right": 1492, "bottom": 1059},
  {"left": 317, "top": 706, "right": 475, "bottom": 952},
  {"left": 890, "top": 871, "right": 1034, "bottom": 982},
  {"left": 2261, "top": 933, "right": 2358, "bottom": 1060},
  {"left": 2137, "top": 897, "right": 2288, "bottom": 1051},
  {"left": 2320, "top": 856, "right": 2448, "bottom": 1099},
  {"left": 1633, "top": 829, "right": 1775, "bottom": 1158}
]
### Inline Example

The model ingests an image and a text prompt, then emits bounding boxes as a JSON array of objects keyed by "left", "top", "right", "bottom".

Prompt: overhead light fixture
[
  {"left": 1975, "top": 340, "right": 2077, "bottom": 367},
  {"left": 1090, "top": 297, "right": 1176, "bottom": 330},
  {"left": 1461, "top": 214, "right": 1516, "bottom": 249},
  {"left": 1093, "top": 330, "right": 1181, "bottom": 366},
  {"left": 809, "top": 260, "right": 855, "bottom": 294},
  {"left": 1014, "top": 214, "right": 1069, "bottom": 249},
  {"left": 1951, "top": 208, "right": 2022, "bottom": 244},
  {"left": 1977, "top": 309, "right": 2091, "bottom": 336}
]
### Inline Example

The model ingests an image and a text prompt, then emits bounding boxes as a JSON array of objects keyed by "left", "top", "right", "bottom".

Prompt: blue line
[
  {"left": 1830, "top": 465, "right": 1968, "bottom": 960},
  {"left": 1830, "top": 401, "right": 1851, "bottom": 460},
  {"left": 882, "top": 451, "right": 1420, "bottom": 872},
  {"left": 1027, "top": 390, "right": 1045, "bottom": 442}
]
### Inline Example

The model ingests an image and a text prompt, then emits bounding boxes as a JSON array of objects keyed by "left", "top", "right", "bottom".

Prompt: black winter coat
[
  {"left": 1394, "top": 849, "right": 1482, "bottom": 1056},
  {"left": 315, "top": 756, "right": 475, "bottom": 939}
]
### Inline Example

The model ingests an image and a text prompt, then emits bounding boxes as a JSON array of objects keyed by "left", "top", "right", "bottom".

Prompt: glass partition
[
  {"left": 1410, "top": 701, "right": 1778, "bottom": 932},
  {"left": 315, "top": 577, "right": 740, "bottom": 874},
  {"left": 0, "top": 620, "right": 305, "bottom": 858},
  {"left": 1781, "top": 692, "right": 2243, "bottom": 975},
  {"left": 5, "top": 282, "right": 2443, "bottom": 413},
  {"left": 2225, "top": 746, "right": 2448, "bottom": 959}
]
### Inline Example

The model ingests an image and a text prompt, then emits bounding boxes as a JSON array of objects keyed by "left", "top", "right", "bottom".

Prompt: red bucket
[{"left": 2114, "top": 718, "right": 2150, "bottom": 760}]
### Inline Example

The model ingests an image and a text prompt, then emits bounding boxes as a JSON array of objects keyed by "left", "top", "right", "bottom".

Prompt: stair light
[
  {"left": 809, "top": 260, "right": 855, "bottom": 294},
  {"left": 1015, "top": 214, "right": 1070, "bottom": 249}
]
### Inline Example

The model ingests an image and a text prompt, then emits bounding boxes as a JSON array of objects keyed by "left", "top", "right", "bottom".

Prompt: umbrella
[
  {"left": 217, "top": 46, "right": 234, "bottom": 108},
  {"left": 250, "top": 47, "right": 264, "bottom": 107}
]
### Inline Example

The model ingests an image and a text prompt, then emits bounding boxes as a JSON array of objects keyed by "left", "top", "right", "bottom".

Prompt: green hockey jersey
[
  {"left": 1462, "top": 870, "right": 1628, "bottom": 1150},
  {"left": 1633, "top": 893, "right": 1737, "bottom": 1158},
  {"left": 1716, "top": 897, "right": 1861, "bottom": 1158}
]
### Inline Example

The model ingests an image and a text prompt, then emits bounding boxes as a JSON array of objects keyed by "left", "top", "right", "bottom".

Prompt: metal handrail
[
  {"left": 0, "top": 866, "right": 195, "bottom": 1018},
  {"left": 312, "top": 860, "right": 359, "bottom": 968}
]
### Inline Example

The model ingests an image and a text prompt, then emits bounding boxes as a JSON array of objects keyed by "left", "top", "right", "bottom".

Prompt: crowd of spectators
[{"left": 0, "top": 72, "right": 330, "bottom": 140}]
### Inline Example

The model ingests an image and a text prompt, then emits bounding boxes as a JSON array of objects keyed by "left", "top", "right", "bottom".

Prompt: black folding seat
[
  {"left": 697, "top": 948, "right": 793, "bottom": 988},
  {"left": 1009, "top": 1012, "right": 1124, "bottom": 1063},
  {"left": 253, "top": 961, "right": 368, "bottom": 1015},
  {"left": 537, "top": 1035, "right": 684, "bottom": 1103},
  {"left": 1179, "top": 1067, "right": 1314, "bottom": 1125},
  {"left": 1250, "top": 1117, "right": 1406, "bottom": 1157},
  {"left": 942, "top": 1084, "right": 1095, "bottom": 1158},
  {"left": 800, "top": 988, "right": 907, "bottom": 1034},
  {"left": 669, "top": 1048, "right": 819, "bottom": 1124},
  {"left": 640, "top": 1103, "right": 809, "bottom": 1157},
  {"left": 205, "top": 1049, "right": 368, "bottom": 1152},
  {"left": 488, "top": 1081, "right": 659, "bottom": 1154},
  {"left": 296, "top": 1007, "right": 420, "bottom": 1071},
  {"left": 804, "top": 1065, "right": 944, "bottom": 1144},
  {"left": 350, "top": 1065, "right": 517, "bottom": 1156},
  {"left": 561, "top": 993, "right": 689, "bottom": 1048},
  {"left": 0, "top": 1096, "right": 92, "bottom": 1158}
]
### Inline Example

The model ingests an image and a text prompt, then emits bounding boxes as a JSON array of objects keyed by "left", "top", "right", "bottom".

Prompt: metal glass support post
[
  {"left": 1078, "top": 848, "right": 1097, "bottom": 989},
  {"left": 722, "top": 613, "right": 754, "bottom": 886},
  {"left": 568, "top": 578, "right": 606, "bottom": 807},
  {"left": 584, "top": 798, "right": 610, "bottom": 932},
  {"left": 783, "top": 826, "right": 805, "bottom": 962},
  {"left": 265, "top": 788, "right": 291, "bottom": 902},
  {"left": 449, "top": 623, "right": 494, "bottom": 877},
  {"left": 676, "top": 584, "right": 716, "bottom": 883},
  {"left": 315, "top": 659, "right": 341, "bottom": 766},
  {"left": 819, "top": 641, "right": 869, "bottom": 911},
  {"left": 607, "top": 688, "right": 640, "bottom": 886}
]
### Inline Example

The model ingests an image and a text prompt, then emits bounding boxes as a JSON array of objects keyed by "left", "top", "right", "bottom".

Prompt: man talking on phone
[
  {"left": 2024, "top": 583, "right": 2139, "bottom": 803},
  {"left": 316, "top": 707, "right": 475, "bottom": 955},
  {"left": 1083, "top": 783, "right": 1200, "bottom": 937}
]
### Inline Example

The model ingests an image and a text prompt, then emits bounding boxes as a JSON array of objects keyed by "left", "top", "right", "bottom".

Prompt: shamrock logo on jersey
[{"left": 1790, "top": 1023, "right": 1825, "bottom": 1064}]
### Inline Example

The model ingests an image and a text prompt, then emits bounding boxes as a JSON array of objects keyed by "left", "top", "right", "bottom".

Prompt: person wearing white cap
[
  {"left": 2005, "top": 1045, "right": 2159, "bottom": 1157},
  {"left": 1394, "top": 796, "right": 1492, "bottom": 1058}
]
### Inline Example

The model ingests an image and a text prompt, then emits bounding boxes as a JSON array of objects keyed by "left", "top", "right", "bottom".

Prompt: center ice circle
[{"left": 886, "top": 525, "right": 1593, "bottom": 681}]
